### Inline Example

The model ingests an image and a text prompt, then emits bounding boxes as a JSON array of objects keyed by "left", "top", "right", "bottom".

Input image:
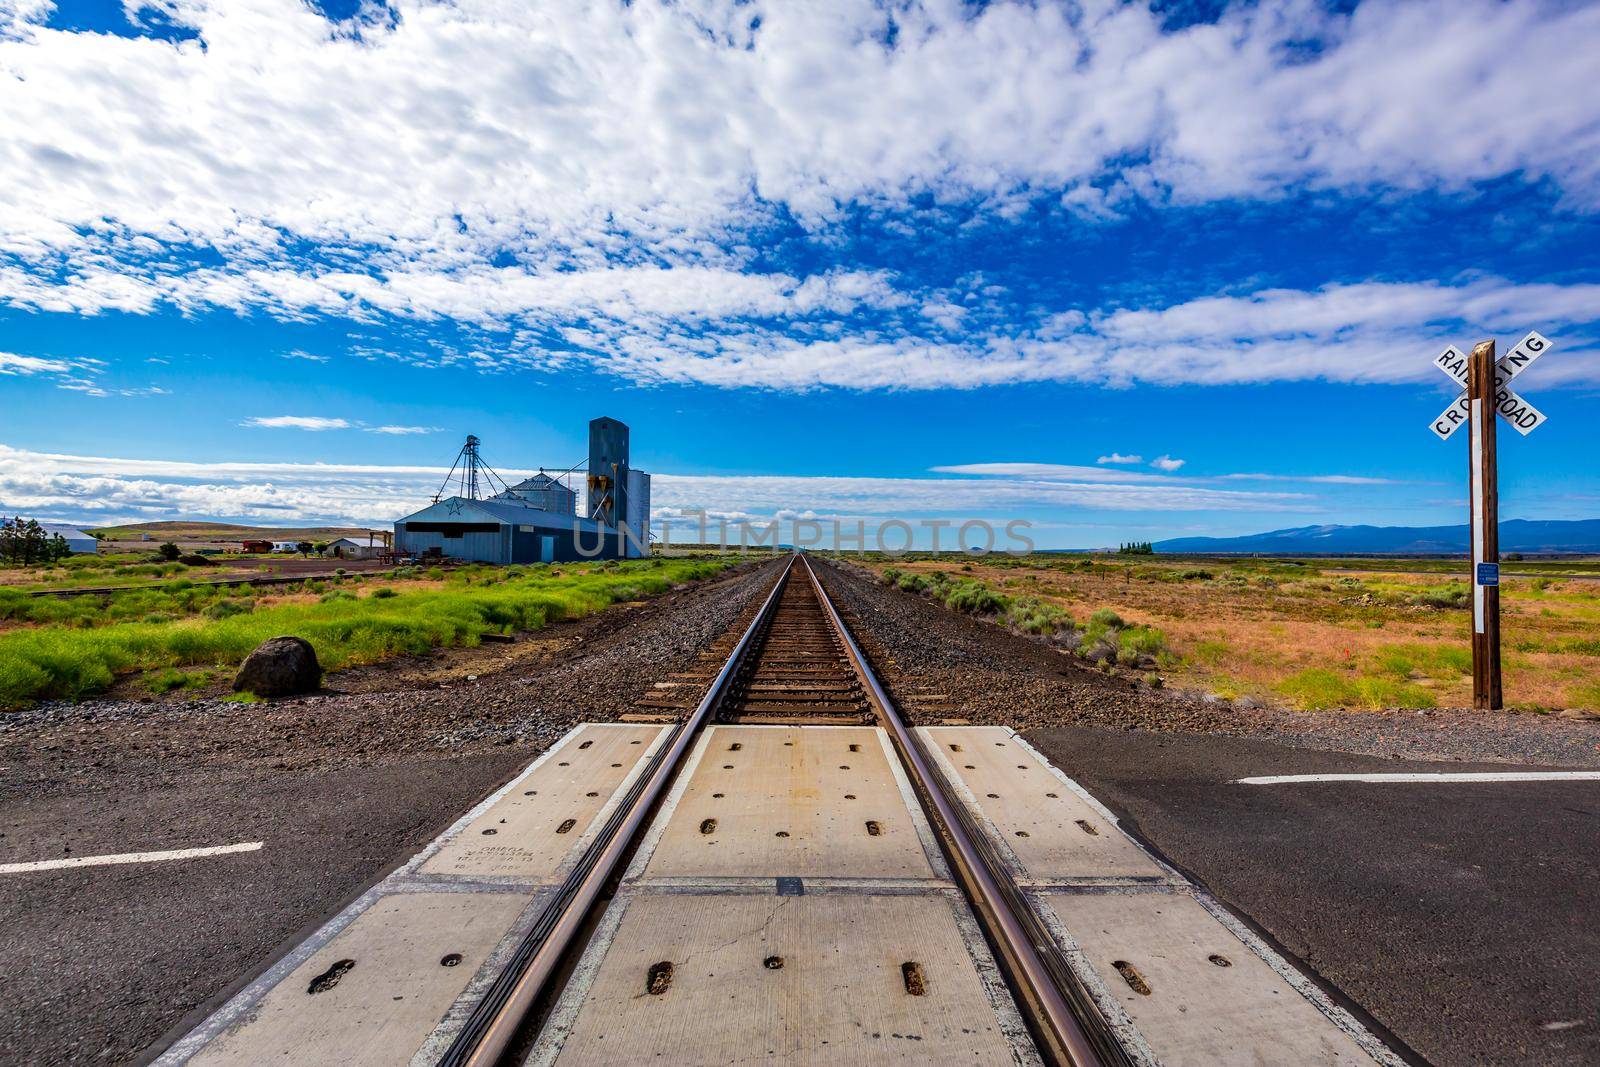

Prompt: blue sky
[{"left": 1, "top": 0, "right": 1597, "bottom": 548}]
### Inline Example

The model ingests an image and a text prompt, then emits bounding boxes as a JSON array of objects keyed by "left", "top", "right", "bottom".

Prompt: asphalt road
[
  {"left": 0, "top": 751, "right": 527, "bottom": 1066},
  {"left": 1025, "top": 726, "right": 1600, "bottom": 1067}
]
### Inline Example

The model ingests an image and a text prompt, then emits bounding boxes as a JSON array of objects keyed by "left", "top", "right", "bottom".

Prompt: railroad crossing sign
[
  {"left": 1429, "top": 331, "right": 1552, "bottom": 440},
  {"left": 1428, "top": 331, "right": 1554, "bottom": 711}
]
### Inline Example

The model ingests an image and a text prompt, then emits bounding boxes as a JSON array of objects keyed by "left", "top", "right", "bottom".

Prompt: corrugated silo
[
  {"left": 587, "top": 416, "right": 630, "bottom": 528},
  {"left": 625, "top": 468, "right": 651, "bottom": 557}
]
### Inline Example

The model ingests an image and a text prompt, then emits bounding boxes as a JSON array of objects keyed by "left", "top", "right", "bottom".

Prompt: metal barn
[
  {"left": 394, "top": 498, "right": 640, "bottom": 564},
  {"left": 392, "top": 416, "right": 650, "bottom": 564},
  {"left": 40, "top": 524, "right": 98, "bottom": 554}
]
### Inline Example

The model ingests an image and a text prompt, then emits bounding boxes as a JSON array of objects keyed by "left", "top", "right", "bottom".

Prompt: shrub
[
  {"left": 1088, "top": 608, "right": 1124, "bottom": 630},
  {"left": 204, "top": 599, "right": 252, "bottom": 620},
  {"left": 0, "top": 588, "right": 27, "bottom": 620},
  {"left": 1006, "top": 598, "right": 1075, "bottom": 635},
  {"left": 369, "top": 587, "right": 399, "bottom": 599},
  {"left": 157, "top": 542, "right": 181, "bottom": 561},
  {"left": 896, "top": 573, "right": 929, "bottom": 594},
  {"left": 1409, "top": 583, "right": 1469, "bottom": 610},
  {"left": 319, "top": 590, "right": 356, "bottom": 603},
  {"left": 941, "top": 579, "right": 1008, "bottom": 616}
]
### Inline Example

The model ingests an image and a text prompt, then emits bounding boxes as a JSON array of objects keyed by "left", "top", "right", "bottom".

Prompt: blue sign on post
[{"left": 1476, "top": 562, "right": 1500, "bottom": 586}]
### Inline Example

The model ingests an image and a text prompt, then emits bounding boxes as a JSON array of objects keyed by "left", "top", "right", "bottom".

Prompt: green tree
[
  {"left": 1, "top": 517, "right": 49, "bottom": 565},
  {"left": 157, "top": 541, "right": 181, "bottom": 561},
  {"left": 296, "top": 541, "right": 314, "bottom": 557}
]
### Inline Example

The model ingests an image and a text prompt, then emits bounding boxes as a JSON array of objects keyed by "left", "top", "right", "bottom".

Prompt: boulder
[{"left": 233, "top": 636, "right": 321, "bottom": 697}]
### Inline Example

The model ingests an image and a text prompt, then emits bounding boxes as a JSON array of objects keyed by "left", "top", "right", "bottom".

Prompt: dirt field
[{"left": 854, "top": 553, "right": 1600, "bottom": 715}]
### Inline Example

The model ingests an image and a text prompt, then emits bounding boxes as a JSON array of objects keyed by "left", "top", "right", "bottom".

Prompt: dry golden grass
[{"left": 862, "top": 555, "right": 1600, "bottom": 714}]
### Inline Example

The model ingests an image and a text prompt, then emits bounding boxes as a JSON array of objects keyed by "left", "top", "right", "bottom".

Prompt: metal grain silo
[{"left": 587, "top": 417, "right": 630, "bottom": 528}]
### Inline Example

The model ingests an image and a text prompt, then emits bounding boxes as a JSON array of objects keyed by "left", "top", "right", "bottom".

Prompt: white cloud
[
  {"left": 0, "top": 5, "right": 1597, "bottom": 296},
  {"left": 1222, "top": 473, "right": 1408, "bottom": 486},
  {"left": 281, "top": 350, "right": 330, "bottom": 362},
  {"left": 365, "top": 425, "right": 441, "bottom": 435},
  {"left": 0, "top": 348, "right": 164, "bottom": 397},
  {"left": 1150, "top": 455, "right": 1185, "bottom": 472},
  {"left": 243, "top": 415, "right": 351, "bottom": 430},
  {"left": 1097, "top": 453, "right": 1142, "bottom": 465},
  {"left": 0, "top": 350, "right": 74, "bottom": 375},
  {"left": 0, "top": 445, "right": 1311, "bottom": 528},
  {"left": 580, "top": 276, "right": 1600, "bottom": 391},
  {"left": 0, "top": 2, "right": 1597, "bottom": 394},
  {"left": 928, "top": 462, "right": 1179, "bottom": 484},
  {"left": 0, "top": 0, "right": 1594, "bottom": 271}
]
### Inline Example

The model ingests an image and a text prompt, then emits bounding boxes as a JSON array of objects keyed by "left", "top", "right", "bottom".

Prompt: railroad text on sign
[{"left": 1429, "top": 331, "right": 1552, "bottom": 441}]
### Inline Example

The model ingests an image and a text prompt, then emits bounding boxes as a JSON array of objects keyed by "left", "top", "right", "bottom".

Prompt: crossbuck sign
[
  {"left": 1428, "top": 330, "right": 1553, "bottom": 711},
  {"left": 1429, "top": 331, "right": 1552, "bottom": 440}
]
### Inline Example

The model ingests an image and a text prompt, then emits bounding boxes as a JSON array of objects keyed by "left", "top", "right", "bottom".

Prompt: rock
[{"left": 233, "top": 637, "right": 322, "bottom": 697}]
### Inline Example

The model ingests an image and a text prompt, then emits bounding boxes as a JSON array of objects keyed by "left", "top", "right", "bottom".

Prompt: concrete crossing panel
[
  {"left": 422, "top": 723, "right": 667, "bottom": 880},
  {"left": 1042, "top": 890, "right": 1374, "bottom": 1065},
  {"left": 541, "top": 891, "right": 1027, "bottom": 1066},
  {"left": 643, "top": 725, "right": 935, "bottom": 880},
  {"left": 921, "top": 725, "right": 1166, "bottom": 882},
  {"left": 188, "top": 891, "right": 532, "bottom": 1066}
]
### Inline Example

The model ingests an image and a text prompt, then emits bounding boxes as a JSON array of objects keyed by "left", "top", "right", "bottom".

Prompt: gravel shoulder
[{"left": 0, "top": 558, "right": 778, "bottom": 1065}]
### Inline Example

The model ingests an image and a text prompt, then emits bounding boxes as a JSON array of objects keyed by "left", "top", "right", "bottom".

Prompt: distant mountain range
[{"left": 1154, "top": 519, "right": 1600, "bottom": 555}]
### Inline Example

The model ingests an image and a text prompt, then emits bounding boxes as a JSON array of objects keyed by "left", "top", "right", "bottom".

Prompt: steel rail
[
  {"left": 798, "top": 553, "right": 1131, "bottom": 1067},
  {"left": 437, "top": 553, "right": 797, "bottom": 1067}
]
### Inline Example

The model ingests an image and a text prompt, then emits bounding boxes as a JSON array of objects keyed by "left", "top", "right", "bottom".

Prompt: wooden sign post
[
  {"left": 1466, "top": 340, "right": 1502, "bottom": 710},
  {"left": 1429, "top": 330, "right": 1553, "bottom": 711}
]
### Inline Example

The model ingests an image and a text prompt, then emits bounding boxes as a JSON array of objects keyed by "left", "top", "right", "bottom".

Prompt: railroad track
[{"left": 438, "top": 552, "right": 1128, "bottom": 1067}]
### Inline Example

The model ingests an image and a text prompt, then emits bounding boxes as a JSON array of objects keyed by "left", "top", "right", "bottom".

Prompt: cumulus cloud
[
  {"left": 1150, "top": 455, "right": 1185, "bottom": 472},
  {"left": 0, "top": 0, "right": 1595, "bottom": 264},
  {"left": 1097, "top": 453, "right": 1142, "bottom": 465},
  {"left": 243, "top": 415, "right": 351, "bottom": 430},
  {"left": 1, "top": 2, "right": 1597, "bottom": 393},
  {"left": 0, "top": 445, "right": 1310, "bottom": 528}
]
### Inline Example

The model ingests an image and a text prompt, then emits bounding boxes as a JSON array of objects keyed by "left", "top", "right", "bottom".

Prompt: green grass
[
  {"left": 0, "top": 558, "right": 735, "bottom": 709},
  {"left": 143, "top": 667, "right": 215, "bottom": 694},
  {"left": 1369, "top": 642, "right": 1473, "bottom": 680},
  {"left": 1569, "top": 680, "right": 1600, "bottom": 712},
  {"left": 1278, "top": 667, "right": 1438, "bottom": 710}
]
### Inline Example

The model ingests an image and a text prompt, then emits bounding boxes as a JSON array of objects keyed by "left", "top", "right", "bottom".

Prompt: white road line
[
  {"left": 1235, "top": 772, "right": 1600, "bottom": 786},
  {"left": 0, "top": 841, "right": 263, "bottom": 874}
]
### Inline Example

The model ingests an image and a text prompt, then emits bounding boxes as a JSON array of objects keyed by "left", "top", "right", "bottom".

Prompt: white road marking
[
  {"left": 0, "top": 841, "right": 263, "bottom": 874},
  {"left": 1235, "top": 772, "right": 1600, "bottom": 786}
]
